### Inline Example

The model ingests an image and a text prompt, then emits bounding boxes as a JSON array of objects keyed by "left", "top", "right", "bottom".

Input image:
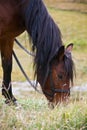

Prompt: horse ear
[
  {"left": 57, "top": 46, "right": 65, "bottom": 61},
  {"left": 66, "top": 43, "right": 73, "bottom": 52}
]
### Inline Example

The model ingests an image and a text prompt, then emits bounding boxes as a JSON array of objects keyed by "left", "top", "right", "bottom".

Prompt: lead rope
[
  {"left": 13, "top": 39, "right": 42, "bottom": 94},
  {"left": 14, "top": 39, "right": 35, "bottom": 57}
]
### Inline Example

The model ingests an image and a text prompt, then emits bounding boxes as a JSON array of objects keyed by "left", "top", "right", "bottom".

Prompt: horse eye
[{"left": 58, "top": 74, "right": 63, "bottom": 80}]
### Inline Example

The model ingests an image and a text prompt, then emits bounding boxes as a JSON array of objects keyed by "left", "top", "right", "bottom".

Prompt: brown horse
[{"left": 0, "top": 0, "right": 75, "bottom": 106}]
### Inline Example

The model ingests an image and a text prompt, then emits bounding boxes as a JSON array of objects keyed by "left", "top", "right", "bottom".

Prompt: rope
[
  {"left": 14, "top": 39, "right": 35, "bottom": 57},
  {"left": 12, "top": 50, "right": 42, "bottom": 94}
]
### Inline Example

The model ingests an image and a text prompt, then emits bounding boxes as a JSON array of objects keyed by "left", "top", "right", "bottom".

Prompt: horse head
[{"left": 41, "top": 43, "right": 74, "bottom": 107}]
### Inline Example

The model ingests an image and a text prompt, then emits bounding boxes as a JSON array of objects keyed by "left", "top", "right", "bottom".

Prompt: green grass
[
  {"left": 48, "top": 8, "right": 87, "bottom": 44},
  {"left": 0, "top": 92, "right": 87, "bottom": 130}
]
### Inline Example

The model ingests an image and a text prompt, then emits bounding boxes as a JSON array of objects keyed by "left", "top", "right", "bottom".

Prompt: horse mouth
[{"left": 48, "top": 93, "right": 70, "bottom": 109}]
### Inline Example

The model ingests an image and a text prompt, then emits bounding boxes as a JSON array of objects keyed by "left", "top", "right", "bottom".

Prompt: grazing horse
[{"left": 0, "top": 0, "right": 75, "bottom": 106}]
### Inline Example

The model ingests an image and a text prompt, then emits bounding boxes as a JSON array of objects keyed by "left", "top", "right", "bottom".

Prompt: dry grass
[
  {"left": 0, "top": 92, "right": 87, "bottom": 130},
  {"left": 44, "top": 0, "right": 87, "bottom": 13}
]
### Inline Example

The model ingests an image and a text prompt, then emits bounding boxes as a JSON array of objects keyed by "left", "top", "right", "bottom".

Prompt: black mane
[
  {"left": 64, "top": 55, "right": 75, "bottom": 85},
  {"left": 23, "top": 0, "right": 63, "bottom": 84}
]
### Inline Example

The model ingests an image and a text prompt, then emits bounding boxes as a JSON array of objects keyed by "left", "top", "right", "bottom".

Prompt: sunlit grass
[
  {"left": 0, "top": 92, "right": 87, "bottom": 130},
  {"left": 48, "top": 8, "right": 87, "bottom": 44},
  {"left": 45, "top": 0, "right": 87, "bottom": 13}
]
